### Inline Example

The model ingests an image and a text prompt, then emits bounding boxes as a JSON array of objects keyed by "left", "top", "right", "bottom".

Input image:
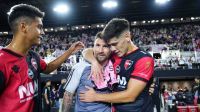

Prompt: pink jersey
[{"left": 92, "top": 60, "right": 117, "bottom": 89}]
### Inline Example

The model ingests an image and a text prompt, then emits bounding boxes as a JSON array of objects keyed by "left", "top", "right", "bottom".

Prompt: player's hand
[
  {"left": 88, "top": 60, "right": 104, "bottom": 83},
  {"left": 79, "top": 86, "right": 97, "bottom": 102},
  {"left": 69, "top": 41, "right": 85, "bottom": 54}
]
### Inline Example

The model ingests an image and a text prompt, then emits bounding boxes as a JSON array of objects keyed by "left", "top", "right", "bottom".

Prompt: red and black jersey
[
  {"left": 111, "top": 48, "right": 154, "bottom": 112},
  {"left": 0, "top": 48, "right": 47, "bottom": 112}
]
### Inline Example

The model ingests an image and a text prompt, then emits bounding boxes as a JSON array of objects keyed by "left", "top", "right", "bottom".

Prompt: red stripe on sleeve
[
  {"left": 40, "top": 59, "right": 47, "bottom": 72},
  {"left": 131, "top": 57, "right": 154, "bottom": 82}
]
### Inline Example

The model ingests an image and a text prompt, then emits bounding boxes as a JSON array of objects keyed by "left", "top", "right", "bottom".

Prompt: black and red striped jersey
[
  {"left": 112, "top": 48, "right": 154, "bottom": 112},
  {"left": 0, "top": 48, "right": 46, "bottom": 112}
]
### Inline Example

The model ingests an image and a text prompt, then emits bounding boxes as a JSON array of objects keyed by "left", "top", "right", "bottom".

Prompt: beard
[{"left": 96, "top": 55, "right": 108, "bottom": 63}]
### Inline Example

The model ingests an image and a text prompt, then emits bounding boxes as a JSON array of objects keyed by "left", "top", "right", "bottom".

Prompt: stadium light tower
[
  {"left": 155, "top": 0, "right": 170, "bottom": 4},
  {"left": 53, "top": 3, "right": 70, "bottom": 14},
  {"left": 102, "top": 0, "right": 118, "bottom": 9}
]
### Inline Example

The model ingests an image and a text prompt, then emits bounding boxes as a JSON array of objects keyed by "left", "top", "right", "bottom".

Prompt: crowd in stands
[
  {"left": 0, "top": 24, "right": 200, "bottom": 72},
  {"left": 133, "top": 24, "right": 200, "bottom": 51},
  {"left": 160, "top": 78, "right": 200, "bottom": 112}
]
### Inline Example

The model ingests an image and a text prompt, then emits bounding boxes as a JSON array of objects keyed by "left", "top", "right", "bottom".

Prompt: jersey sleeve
[
  {"left": 131, "top": 57, "right": 154, "bottom": 83},
  {"left": 39, "top": 58, "right": 47, "bottom": 72},
  {"left": 64, "top": 64, "right": 88, "bottom": 94},
  {"left": 44, "top": 88, "right": 48, "bottom": 94}
]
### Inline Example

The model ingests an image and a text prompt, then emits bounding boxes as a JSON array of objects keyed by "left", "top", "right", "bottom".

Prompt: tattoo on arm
[{"left": 62, "top": 91, "right": 74, "bottom": 112}]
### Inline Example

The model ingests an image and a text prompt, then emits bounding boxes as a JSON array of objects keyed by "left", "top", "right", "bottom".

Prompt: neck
[
  {"left": 127, "top": 41, "right": 138, "bottom": 54},
  {"left": 6, "top": 35, "right": 31, "bottom": 55}
]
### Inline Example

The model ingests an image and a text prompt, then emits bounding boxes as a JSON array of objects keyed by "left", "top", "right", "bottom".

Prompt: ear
[
  {"left": 125, "top": 31, "right": 131, "bottom": 42},
  {"left": 19, "top": 22, "right": 27, "bottom": 33}
]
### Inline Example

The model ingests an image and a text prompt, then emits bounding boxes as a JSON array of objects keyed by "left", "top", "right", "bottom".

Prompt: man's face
[
  {"left": 26, "top": 17, "right": 44, "bottom": 46},
  {"left": 107, "top": 32, "right": 129, "bottom": 57},
  {"left": 46, "top": 81, "right": 51, "bottom": 86},
  {"left": 93, "top": 38, "right": 111, "bottom": 63}
]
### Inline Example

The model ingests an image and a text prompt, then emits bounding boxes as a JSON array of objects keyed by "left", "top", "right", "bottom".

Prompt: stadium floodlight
[
  {"left": 161, "top": 19, "right": 165, "bottom": 22},
  {"left": 3, "top": 32, "right": 8, "bottom": 35},
  {"left": 191, "top": 17, "right": 195, "bottom": 20},
  {"left": 155, "top": 0, "right": 170, "bottom": 4},
  {"left": 102, "top": 0, "right": 118, "bottom": 9},
  {"left": 53, "top": 4, "right": 70, "bottom": 13}
]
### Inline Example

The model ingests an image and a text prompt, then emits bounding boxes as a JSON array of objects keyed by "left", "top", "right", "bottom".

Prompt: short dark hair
[
  {"left": 45, "top": 79, "right": 51, "bottom": 83},
  {"left": 95, "top": 32, "right": 103, "bottom": 40},
  {"left": 102, "top": 18, "right": 130, "bottom": 42},
  {"left": 8, "top": 4, "right": 45, "bottom": 33}
]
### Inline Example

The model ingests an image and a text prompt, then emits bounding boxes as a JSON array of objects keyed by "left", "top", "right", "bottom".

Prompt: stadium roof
[{"left": 0, "top": 0, "right": 200, "bottom": 30}]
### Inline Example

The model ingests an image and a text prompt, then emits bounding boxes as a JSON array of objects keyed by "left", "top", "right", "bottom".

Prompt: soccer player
[
  {"left": 80, "top": 18, "right": 154, "bottom": 112},
  {"left": 62, "top": 32, "right": 117, "bottom": 112},
  {"left": 0, "top": 4, "right": 84, "bottom": 112}
]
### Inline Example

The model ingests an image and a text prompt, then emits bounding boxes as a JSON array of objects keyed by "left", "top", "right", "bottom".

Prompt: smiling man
[
  {"left": 0, "top": 4, "right": 84, "bottom": 112},
  {"left": 62, "top": 32, "right": 117, "bottom": 112}
]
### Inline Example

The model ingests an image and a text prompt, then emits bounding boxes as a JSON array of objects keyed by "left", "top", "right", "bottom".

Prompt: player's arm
[
  {"left": 82, "top": 48, "right": 96, "bottom": 63},
  {"left": 44, "top": 88, "right": 50, "bottom": 104},
  {"left": 62, "top": 65, "right": 84, "bottom": 112},
  {"left": 62, "top": 91, "right": 74, "bottom": 112},
  {"left": 43, "top": 41, "right": 84, "bottom": 74},
  {"left": 80, "top": 78, "right": 146, "bottom": 103},
  {"left": 80, "top": 57, "right": 154, "bottom": 103},
  {"left": 0, "top": 71, "right": 5, "bottom": 93}
]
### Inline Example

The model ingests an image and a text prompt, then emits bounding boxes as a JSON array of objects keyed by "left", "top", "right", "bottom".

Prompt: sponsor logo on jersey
[
  {"left": 109, "top": 65, "right": 114, "bottom": 71},
  {"left": 18, "top": 80, "right": 38, "bottom": 103},
  {"left": 145, "top": 61, "right": 151, "bottom": 69},
  {"left": 117, "top": 75, "right": 127, "bottom": 88}
]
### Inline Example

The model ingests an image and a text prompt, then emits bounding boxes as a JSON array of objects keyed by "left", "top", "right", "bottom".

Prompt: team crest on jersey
[
  {"left": 28, "top": 68, "right": 34, "bottom": 79},
  {"left": 116, "top": 65, "right": 121, "bottom": 73},
  {"left": 124, "top": 60, "right": 133, "bottom": 70},
  {"left": 31, "top": 58, "right": 38, "bottom": 70}
]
